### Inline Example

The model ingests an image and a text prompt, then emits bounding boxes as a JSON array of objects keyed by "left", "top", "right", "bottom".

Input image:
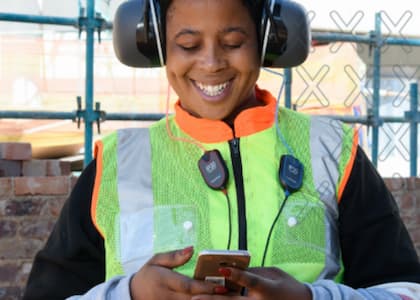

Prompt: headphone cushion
[
  {"left": 263, "top": 0, "right": 310, "bottom": 68},
  {"left": 113, "top": 0, "right": 159, "bottom": 67}
]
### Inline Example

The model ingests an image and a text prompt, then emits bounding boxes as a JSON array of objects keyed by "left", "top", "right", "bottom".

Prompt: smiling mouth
[{"left": 194, "top": 80, "right": 231, "bottom": 97}]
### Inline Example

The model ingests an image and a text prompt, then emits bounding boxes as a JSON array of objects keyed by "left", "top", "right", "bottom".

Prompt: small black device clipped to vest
[
  {"left": 198, "top": 150, "right": 229, "bottom": 190},
  {"left": 278, "top": 154, "right": 304, "bottom": 194}
]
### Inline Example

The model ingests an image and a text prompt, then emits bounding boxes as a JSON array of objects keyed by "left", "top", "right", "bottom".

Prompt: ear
[
  {"left": 113, "top": 0, "right": 164, "bottom": 67},
  {"left": 262, "top": 0, "right": 311, "bottom": 68}
]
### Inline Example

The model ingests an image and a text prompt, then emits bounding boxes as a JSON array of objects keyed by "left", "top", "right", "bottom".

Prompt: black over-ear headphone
[{"left": 113, "top": 0, "right": 311, "bottom": 68}]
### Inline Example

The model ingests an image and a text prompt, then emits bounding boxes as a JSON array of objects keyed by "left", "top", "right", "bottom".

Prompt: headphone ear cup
[
  {"left": 262, "top": 0, "right": 311, "bottom": 68},
  {"left": 113, "top": 0, "right": 162, "bottom": 67}
]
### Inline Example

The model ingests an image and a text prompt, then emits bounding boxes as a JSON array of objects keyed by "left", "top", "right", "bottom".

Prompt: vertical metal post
[
  {"left": 84, "top": 0, "right": 95, "bottom": 166},
  {"left": 371, "top": 12, "right": 382, "bottom": 167},
  {"left": 409, "top": 82, "right": 418, "bottom": 176},
  {"left": 284, "top": 68, "right": 292, "bottom": 109}
]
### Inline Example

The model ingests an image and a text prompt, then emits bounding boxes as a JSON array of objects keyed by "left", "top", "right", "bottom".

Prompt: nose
[{"left": 198, "top": 43, "right": 227, "bottom": 73}]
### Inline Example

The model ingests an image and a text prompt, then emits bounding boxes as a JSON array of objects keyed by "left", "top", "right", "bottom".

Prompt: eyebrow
[
  {"left": 174, "top": 29, "right": 199, "bottom": 39},
  {"left": 174, "top": 26, "right": 249, "bottom": 39},
  {"left": 222, "top": 27, "right": 248, "bottom": 36}
]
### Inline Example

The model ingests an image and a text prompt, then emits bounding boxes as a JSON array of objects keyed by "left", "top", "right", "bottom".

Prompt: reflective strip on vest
[
  {"left": 116, "top": 128, "right": 154, "bottom": 275},
  {"left": 310, "top": 116, "right": 343, "bottom": 280},
  {"left": 94, "top": 128, "right": 155, "bottom": 279}
]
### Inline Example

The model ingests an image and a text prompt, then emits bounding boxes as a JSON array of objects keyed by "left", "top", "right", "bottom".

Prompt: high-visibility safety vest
[{"left": 92, "top": 87, "right": 358, "bottom": 284}]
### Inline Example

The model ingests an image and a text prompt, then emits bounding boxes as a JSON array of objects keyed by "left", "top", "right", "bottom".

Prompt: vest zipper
[{"left": 229, "top": 137, "right": 247, "bottom": 250}]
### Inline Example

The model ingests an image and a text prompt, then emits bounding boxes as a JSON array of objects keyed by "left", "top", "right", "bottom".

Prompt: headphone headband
[{"left": 113, "top": 0, "right": 310, "bottom": 68}]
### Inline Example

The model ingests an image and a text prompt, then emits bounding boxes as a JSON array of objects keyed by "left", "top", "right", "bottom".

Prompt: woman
[{"left": 24, "top": 0, "right": 420, "bottom": 299}]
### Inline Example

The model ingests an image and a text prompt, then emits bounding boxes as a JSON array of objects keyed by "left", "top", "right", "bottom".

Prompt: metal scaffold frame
[{"left": 0, "top": 1, "right": 419, "bottom": 175}]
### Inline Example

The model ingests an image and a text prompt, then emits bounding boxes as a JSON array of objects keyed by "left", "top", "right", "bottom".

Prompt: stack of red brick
[
  {"left": 0, "top": 142, "right": 76, "bottom": 299},
  {"left": 0, "top": 142, "right": 71, "bottom": 178}
]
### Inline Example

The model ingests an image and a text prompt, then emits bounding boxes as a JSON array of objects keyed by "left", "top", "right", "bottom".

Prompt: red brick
[
  {"left": 408, "top": 227, "right": 420, "bottom": 245},
  {"left": 0, "top": 143, "right": 32, "bottom": 160},
  {"left": 19, "top": 219, "right": 55, "bottom": 239},
  {"left": 407, "top": 177, "right": 420, "bottom": 191},
  {"left": 17, "top": 262, "right": 33, "bottom": 286},
  {"left": 0, "top": 263, "right": 20, "bottom": 283},
  {"left": 0, "top": 220, "right": 17, "bottom": 238},
  {"left": 59, "top": 160, "right": 72, "bottom": 175},
  {"left": 0, "top": 160, "right": 22, "bottom": 177},
  {"left": 47, "top": 196, "right": 67, "bottom": 217},
  {"left": 22, "top": 160, "right": 48, "bottom": 177},
  {"left": 384, "top": 177, "right": 406, "bottom": 192},
  {"left": 0, "top": 286, "right": 23, "bottom": 299},
  {"left": 0, "top": 286, "right": 23, "bottom": 300},
  {"left": 71, "top": 175, "right": 79, "bottom": 189},
  {"left": 47, "top": 160, "right": 71, "bottom": 176},
  {"left": 45, "top": 160, "right": 60, "bottom": 176},
  {"left": 0, "top": 178, "right": 12, "bottom": 199},
  {"left": 4, "top": 199, "right": 44, "bottom": 216},
  {"left": 14, "top": 176, "right": 70, "bottom": 195},
  {"left": 400, "top": 192, "right": 417, "bottom": 211},
  {"left": 0, "top": 238, "right": 44, "bottom": 260}
]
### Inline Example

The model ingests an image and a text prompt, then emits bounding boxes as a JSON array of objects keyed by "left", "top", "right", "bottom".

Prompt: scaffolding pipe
[
  {"left": 105, "top": 113, "right": 164, "bottom": 121},
  {"left": 0, "top": 13, "right": 78, "bottom": 27},
  {"left": 371, "top": 13, "right": 382, "bottom": 167},
  {"left": 284, "top": 68, "right": 292, "bottom": 109},
  {"left": 2, "top": 110, "right": 412, "bottom": 124},
  {"left": 83, "top": 0, "right": 95, "bottom": 166},
  {"left": 409, "top": 83, "right": 418, "bottom": 176},
  {"left": 0, "top": 12, "right": 112, "bottom": 29},
  {"left": 312, "top": 32, "right": 420, "bottom": 47},
  {"left": 0, "top": 111, "right": 76, "bottom": 119}
]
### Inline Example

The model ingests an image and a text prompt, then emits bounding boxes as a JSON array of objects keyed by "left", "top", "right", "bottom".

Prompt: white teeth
[{"left": 196, "top": 81, "right": 229, "bottom": 97}]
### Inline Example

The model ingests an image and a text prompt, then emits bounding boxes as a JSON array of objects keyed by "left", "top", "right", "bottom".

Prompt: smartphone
[{"left": 193, "top": 249, "right": 251, "bottom": 293}]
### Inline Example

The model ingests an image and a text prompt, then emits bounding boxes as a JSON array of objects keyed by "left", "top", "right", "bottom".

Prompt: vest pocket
[
  {"left": 270, "top": 198, "right": 327, "bottom": 266},
  {"left": 153, "top": 205, "right": 198, "bottom": 253}
]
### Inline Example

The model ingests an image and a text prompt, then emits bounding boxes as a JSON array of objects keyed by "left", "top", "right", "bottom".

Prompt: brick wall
[
  {"left": 384, "top": 177, "right": 420, "bottom": 255},
  {"left": 0, "top": 143, "right": 74, "bottom": 299},
  {"left": 0, "top": 143, "right": 419, "bottom": 299}
]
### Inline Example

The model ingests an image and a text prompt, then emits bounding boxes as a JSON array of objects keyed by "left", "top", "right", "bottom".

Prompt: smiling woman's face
[{"left": 165, "top": 0, "right": 261, "bottom": 121}]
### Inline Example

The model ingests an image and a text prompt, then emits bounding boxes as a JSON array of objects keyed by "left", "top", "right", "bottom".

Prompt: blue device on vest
[{"left": 279, "top": 154, "right": 304, "bottom": 193}]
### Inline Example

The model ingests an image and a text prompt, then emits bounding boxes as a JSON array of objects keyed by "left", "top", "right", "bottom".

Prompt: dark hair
[
  {"left": 241, "top": 0, "right": 265, "bottom": 53},
  {"left": 159, "top": 0, "right": 265, "bottom": 53}
]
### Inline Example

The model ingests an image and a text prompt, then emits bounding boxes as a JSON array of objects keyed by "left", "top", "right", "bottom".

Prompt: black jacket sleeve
[
  {"left": 23, "top": 160, "right": 105, "bottom": 300},
  {"left": 339, "top": 146, "right": 420, "bottom": 288}
]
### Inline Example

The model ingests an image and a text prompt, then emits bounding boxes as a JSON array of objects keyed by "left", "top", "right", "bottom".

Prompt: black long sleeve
[
  {"left": 23, "top": 160, "right": 105, "bottom": 300},
  {"left": 339, "top": 146, "right": 420, "bottom": 287}
]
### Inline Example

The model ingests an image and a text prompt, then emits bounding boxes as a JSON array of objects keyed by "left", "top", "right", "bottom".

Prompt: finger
[
  {"left": 166, "top": 274, "right": 218, "bottom": 295},
  {"left": 222, "top": 267, "right": 266, "bottom": 292},
  {"left": 147, "top": 246, "right": 194, "bottom": 269},
  {"left": 248, "top": 266, "right": 287, "bottom": 279},
  {"left": 166, "top": 290, "right": 205, "bottom": 300},
  {"left": 191, "top": 294, "right": 247, "bottom": 300}
]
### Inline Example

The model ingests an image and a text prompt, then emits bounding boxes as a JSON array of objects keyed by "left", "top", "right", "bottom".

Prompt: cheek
[{"left": 166, "top": 52, "right": 192, "bottom": 82}]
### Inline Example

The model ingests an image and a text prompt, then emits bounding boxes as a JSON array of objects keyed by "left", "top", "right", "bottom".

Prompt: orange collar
[{"left": 174, "top": 86, "right": 276, "bottom": 143}]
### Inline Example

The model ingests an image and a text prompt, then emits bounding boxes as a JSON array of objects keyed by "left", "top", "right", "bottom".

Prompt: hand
[
  {"left": 130, "top": 246, "right": 221, "bottom": 300},
  {"left": 190, "top": 266, "right": 312, "bottom": 300}
]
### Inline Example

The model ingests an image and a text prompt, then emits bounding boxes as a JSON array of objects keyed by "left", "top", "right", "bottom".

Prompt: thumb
[{"left": 147, "top": 246, "right": 194, "bottom": 269}]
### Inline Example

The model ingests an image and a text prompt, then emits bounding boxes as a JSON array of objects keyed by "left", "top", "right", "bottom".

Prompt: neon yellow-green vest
[{"left": 92, "top": 97, "right": 357, "bottom": 284}]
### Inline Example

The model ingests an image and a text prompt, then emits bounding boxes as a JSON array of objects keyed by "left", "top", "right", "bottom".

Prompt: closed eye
[
  {"left": 224, "top": 44, "right": 242, "bottom": 49},
  {"left": 178, "top": 44, "right": 199, "bottom": 51}
]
